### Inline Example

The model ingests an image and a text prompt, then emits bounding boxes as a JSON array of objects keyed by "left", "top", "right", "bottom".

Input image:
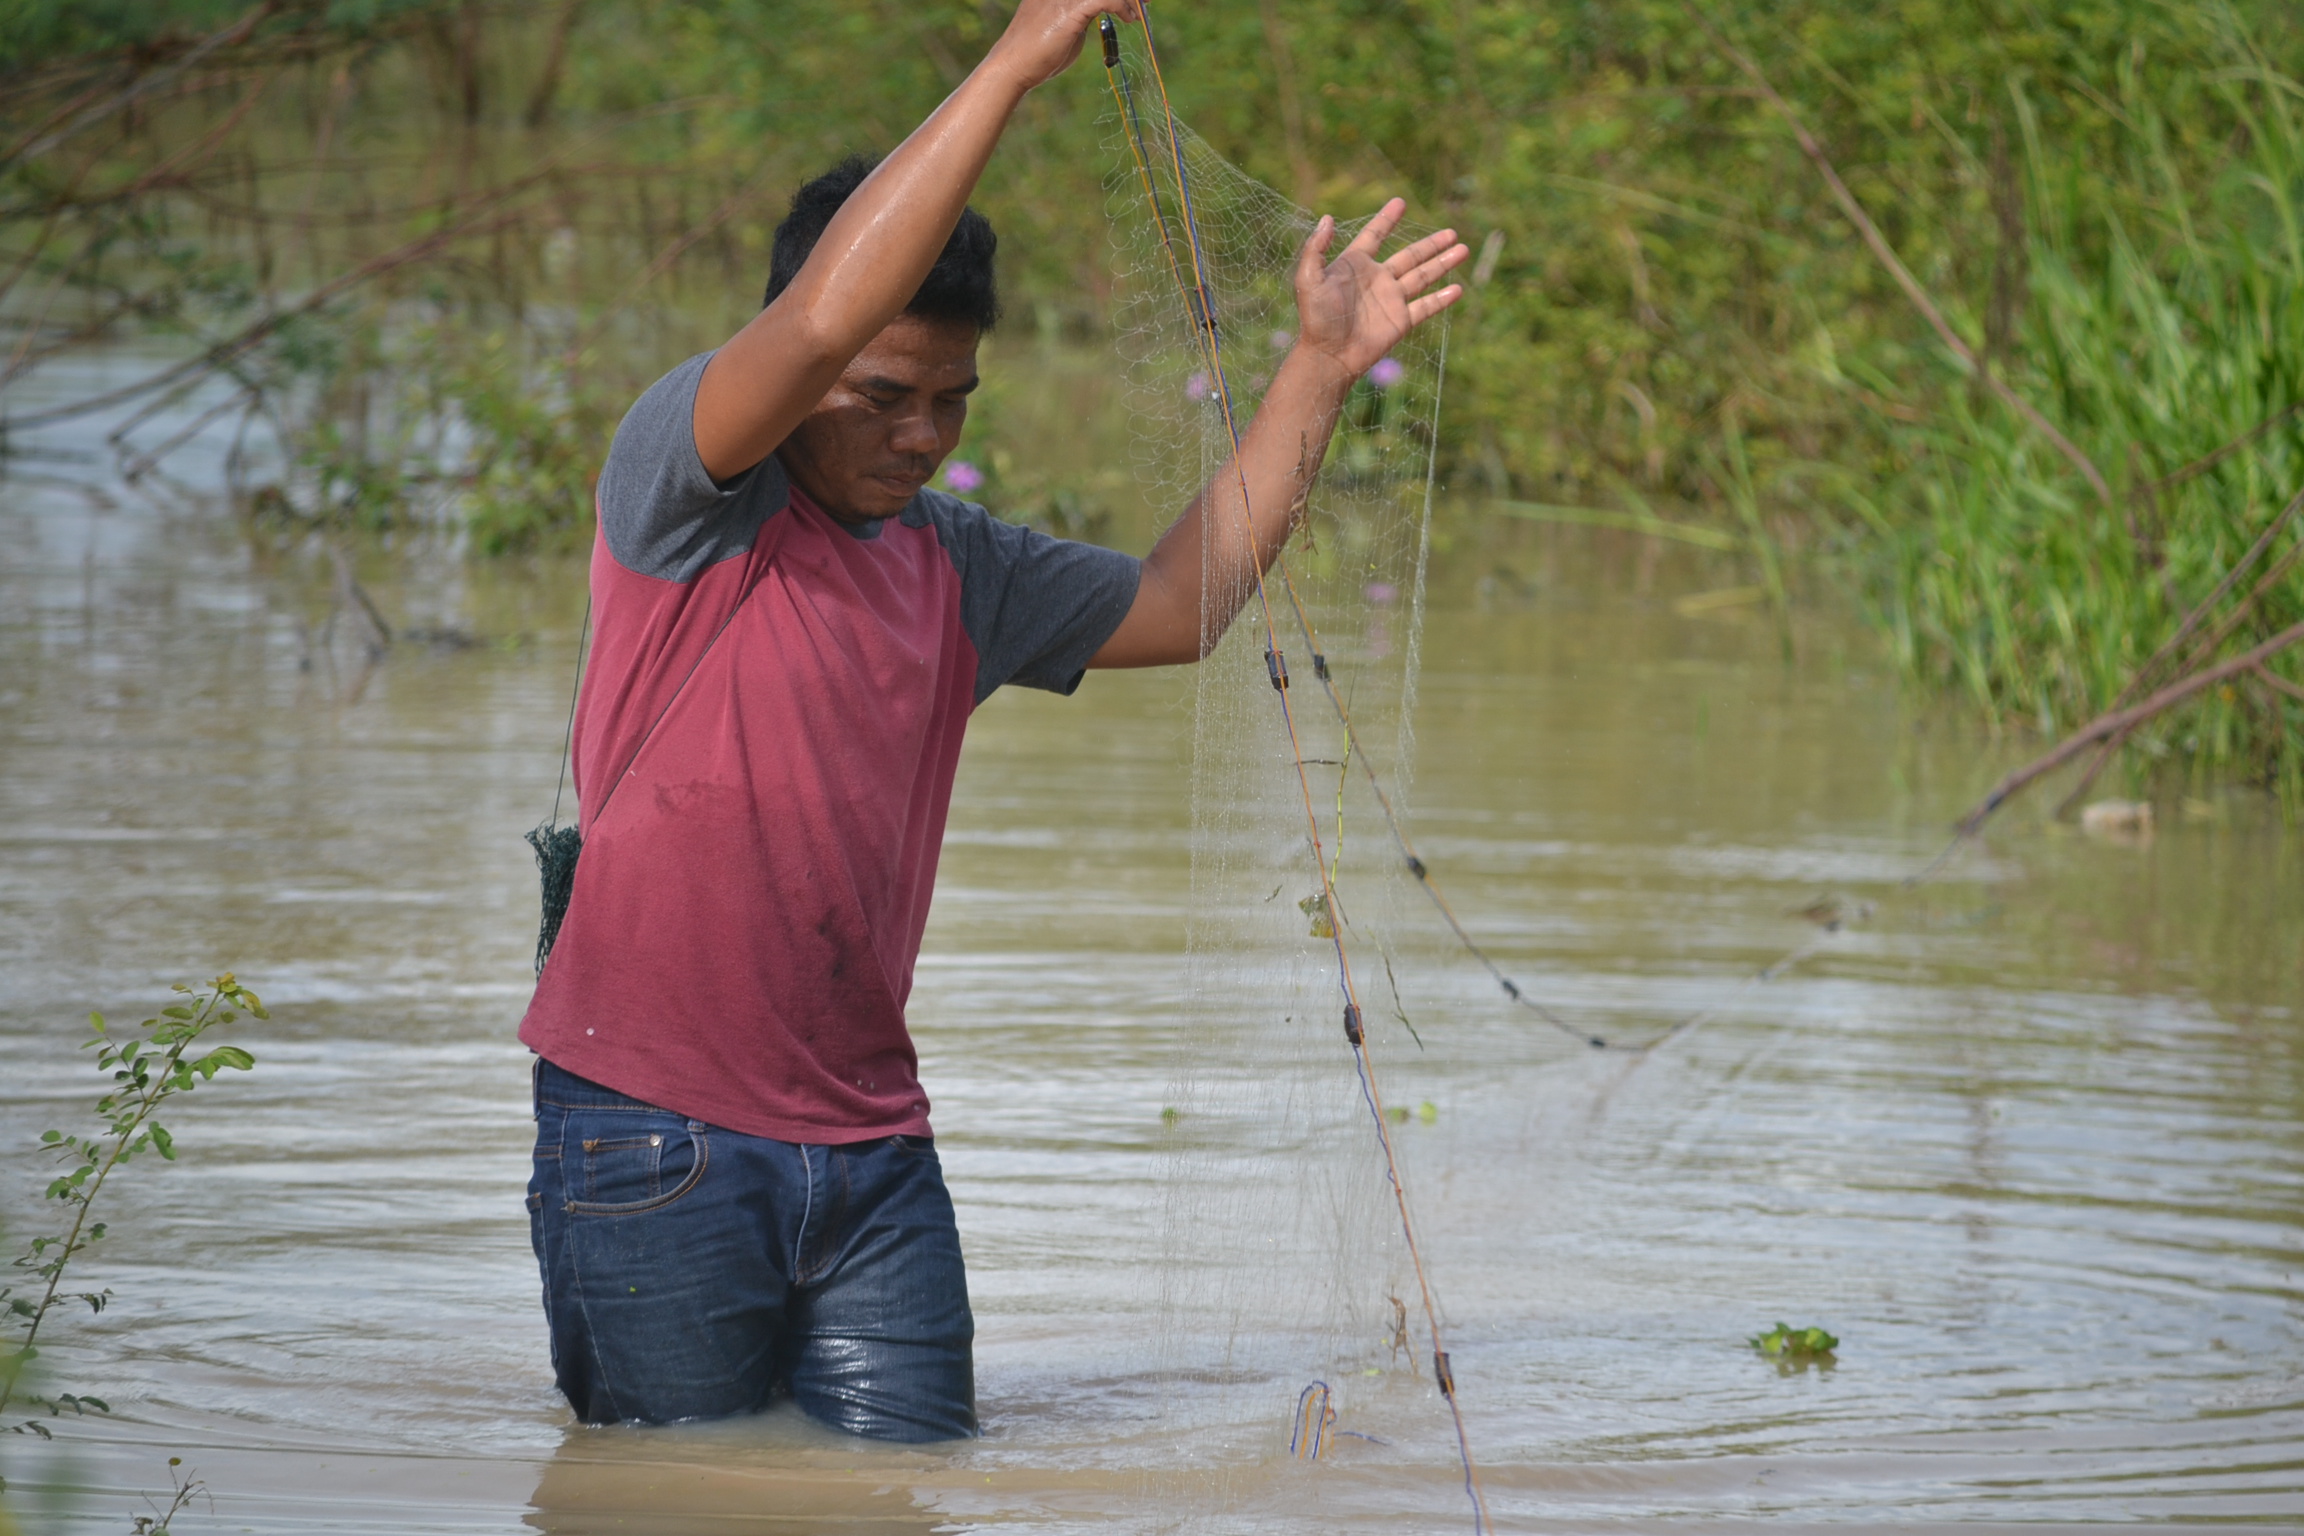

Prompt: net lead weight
[
  {"left": 1433, "top": 1349, "right": 1456, "bottom": 1398},
  {"left": 1266, "top": 648, "right": 1289, "bottom": 691},
  {"left": 1099, "top": 14, "right": 1120, "bottom": 69},
  {"left": 1343, "top": 1002, "right": 1363, "bottom": 1046}
]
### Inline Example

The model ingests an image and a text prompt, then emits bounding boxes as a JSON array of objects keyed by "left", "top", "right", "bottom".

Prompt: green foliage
[
  {"left": 1854, "top": 34, "right": 2304, "bottom": 794},
  {"left": 429, "top": 334, "right": 614, "bottom": 556},
  {"left": 0, "top": 976, "right": 262, "bottom": 1464},
  {"left": 5, "top": 0, "right": 2303, "bottom": 786}
]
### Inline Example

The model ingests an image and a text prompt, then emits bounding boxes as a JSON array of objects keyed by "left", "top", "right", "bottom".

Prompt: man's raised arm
[{"left": 692, "top": 0, "right": 1137, "bottom": 484}]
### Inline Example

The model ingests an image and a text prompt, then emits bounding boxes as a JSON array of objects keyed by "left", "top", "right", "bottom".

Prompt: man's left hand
[{"left": 1291, "top": 199, "right": 1468, "bottom": 385}]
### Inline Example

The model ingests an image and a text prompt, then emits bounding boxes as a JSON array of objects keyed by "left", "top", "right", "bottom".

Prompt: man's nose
[{"left": 887, "top": 403, "right": 941, "bottom": 455}]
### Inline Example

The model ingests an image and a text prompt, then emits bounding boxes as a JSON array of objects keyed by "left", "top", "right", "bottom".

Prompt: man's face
[{"left": 777, "top": 313, "right": 980, "bottom": 524}]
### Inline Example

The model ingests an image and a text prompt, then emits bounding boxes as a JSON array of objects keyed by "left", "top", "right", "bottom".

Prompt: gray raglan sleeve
[
  {"left": 918, "top": 491, "right": 1143, "bottom": 705},
  {"left": 595, "top": 351, "right": 788, "bottom": 582}
]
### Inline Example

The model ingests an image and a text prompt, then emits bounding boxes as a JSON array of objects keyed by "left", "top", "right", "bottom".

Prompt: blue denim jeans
[{"left": 527, "top": 1059, "right": 975, "bottom": 1442}]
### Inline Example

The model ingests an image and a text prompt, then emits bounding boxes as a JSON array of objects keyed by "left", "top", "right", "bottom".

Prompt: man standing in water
[{"left": 518, "top": 0, "right": 1465, "bottom": 1441}]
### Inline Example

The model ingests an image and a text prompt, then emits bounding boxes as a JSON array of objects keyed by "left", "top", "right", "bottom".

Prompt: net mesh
[{"left": 1097, "top": 29, "right": 1476, "bottom": 1524}]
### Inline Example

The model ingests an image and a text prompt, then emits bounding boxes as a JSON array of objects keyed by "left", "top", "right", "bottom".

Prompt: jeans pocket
[{"left": 563, "top": 1117, "right": 710, "bottom": 1216}]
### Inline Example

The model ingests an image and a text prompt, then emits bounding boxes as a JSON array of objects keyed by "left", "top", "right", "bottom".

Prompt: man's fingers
[
  {"left": 1395, "top": 242, "right": 1470, "bottom": 298},
  {"left": 1384, "top": 226, "right": 1460, "bottom": 277},
  {"left": 1343, "top": 197, "right": 1406, "bottom": 260},
  {"left": 1404, "top": 284, "right": 1464, "bottom": 328},
  {"left": 1296, "top": 214, "right": 1336, "bottom": 285}
]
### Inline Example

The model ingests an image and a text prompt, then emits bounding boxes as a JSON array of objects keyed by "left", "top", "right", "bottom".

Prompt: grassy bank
[{"left": 2, "top": 0, "right": 2300, "bottom": 801}]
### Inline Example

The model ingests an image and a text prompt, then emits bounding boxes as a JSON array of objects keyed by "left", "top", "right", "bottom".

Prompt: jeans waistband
[{"left": 533, "top": 1055, "right": 669, "bottom": 1113}]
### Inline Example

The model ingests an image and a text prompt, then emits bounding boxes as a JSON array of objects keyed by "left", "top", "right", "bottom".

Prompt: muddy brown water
[{"left": 1, "top": 356, "right": 2300, "bottom": 1531}]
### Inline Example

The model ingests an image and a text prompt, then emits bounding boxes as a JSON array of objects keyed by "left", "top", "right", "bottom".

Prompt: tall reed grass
[{"left": 1851, "top": 19, "right": 2304, "bottom": 800}]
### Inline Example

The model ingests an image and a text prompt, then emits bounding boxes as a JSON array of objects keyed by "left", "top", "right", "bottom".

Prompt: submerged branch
[
  {"left": 2053, "top": 483, "right": 2304, "bottom": 814},
  {"left": 1956, "top": 617, "right": 2304, "bottom": 836}
]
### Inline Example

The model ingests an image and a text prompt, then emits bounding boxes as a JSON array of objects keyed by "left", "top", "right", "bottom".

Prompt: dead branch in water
[
  {"left": 2053, "top": 482, "right": 2304, "bottom": 815},
  {"left": 1956, "top": 617, "right": 2304, "bottom": 837}
]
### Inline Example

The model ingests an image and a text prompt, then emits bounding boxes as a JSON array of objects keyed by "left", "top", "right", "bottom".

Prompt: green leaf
[
  {"left": 204, "top": 1046, "right": 256, "bottom": 1072},
  {"left": 38, "top": 1130, "right": 59, "bottom": 1144},
  {"left": 150, "top": 1124, "right": 176, "bottom": 1160},
  {"left": 1749, "top": 1320, "right": 1838, "bottom": 1360}
]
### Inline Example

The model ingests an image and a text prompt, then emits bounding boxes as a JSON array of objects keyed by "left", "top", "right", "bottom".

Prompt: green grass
[{"left": 1848, "top": 27, "right": 2304, "bottom": 800}]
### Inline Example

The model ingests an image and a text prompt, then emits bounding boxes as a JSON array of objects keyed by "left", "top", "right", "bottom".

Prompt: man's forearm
[
  {"left": 1096, "top": 348, "right": 1353, "bottom": 667},
  {"left": 691, "top": 2, "right": 1130, "bottom": 482},
  {"left": 763, "top": 67, "right": 1028, "bottom": 363},
  {"left": 691, "top": 66, "right": 1027, "bottom": 480}
]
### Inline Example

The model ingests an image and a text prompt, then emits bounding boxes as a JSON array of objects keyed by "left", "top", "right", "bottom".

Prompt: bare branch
[
  {"left": 2254, "top": 664, "right": 2304, "bottom": 705},
  {"left": 1, "top": 2, "right": 280, "bottom": 172},
  {"left": 1956, "top": 617, "right": 2304, "bottom": 836},
  {"left": 6, "top": 200, "right": 532, "bottom": 432},
  {"left": 2052, "top": 482, "right": 2304, "bottom": 815}
]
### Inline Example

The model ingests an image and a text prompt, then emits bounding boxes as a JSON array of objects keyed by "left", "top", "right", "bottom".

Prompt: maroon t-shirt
[{"left": 518, "top": 353, "right": 1140, "bottom": 1142}]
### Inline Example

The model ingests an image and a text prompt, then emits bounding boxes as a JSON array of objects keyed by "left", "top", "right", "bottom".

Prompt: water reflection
[{"left": 0, "top": 359, "right": 2299, "bottom": 1530}]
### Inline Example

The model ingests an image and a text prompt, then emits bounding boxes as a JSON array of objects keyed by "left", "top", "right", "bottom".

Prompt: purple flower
[
  {"left": 1364, "top": 581, "right": 1399, "bottom": 605},
  {"left": 1269, "top": 329, "right": 1295, "bottom": 353},
  {"left": 1185, "top": 370, "right": 1213, "bottom": 401},
  {"left": 1367, "top": 356, "right": 1406, "bottom": 390},
  {"left": 941, "top": 459, "right": 984, "bottom": 495}
]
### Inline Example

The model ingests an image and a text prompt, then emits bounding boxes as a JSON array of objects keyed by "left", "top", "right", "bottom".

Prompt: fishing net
[{"left": 1096, "top": 19, "right": 1486, "bottom": 1527}]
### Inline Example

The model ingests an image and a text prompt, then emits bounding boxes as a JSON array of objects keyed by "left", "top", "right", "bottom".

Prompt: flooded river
[{"left": 2, "top": 359, "right": 2301, "bottom": 1531}]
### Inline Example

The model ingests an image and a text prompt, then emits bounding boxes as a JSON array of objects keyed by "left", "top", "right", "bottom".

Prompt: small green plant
[
  {"left": 0, "top": 976, "right": 262, "bottom": 1482},
  {"left": 1749, "top": 1322, "right": 1839, "bottom": 1365},
  {"left": 128, "top": 1456, "right": 205, "bottom": 1534}
]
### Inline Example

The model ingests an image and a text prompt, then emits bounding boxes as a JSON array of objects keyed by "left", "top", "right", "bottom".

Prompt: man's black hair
[{"left": 764, "top": 154, "right": 1000, "bottom": 332}]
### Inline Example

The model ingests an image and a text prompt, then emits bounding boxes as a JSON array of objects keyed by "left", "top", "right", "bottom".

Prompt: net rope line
[
  {"left": 1107, "top": 12, "right": 1490, "bottom": 1528},
  {"left": 1099, "top": 16, "right": 1605, "bottom": 1060},
  {"left": 1096, "top": 48, "right": 1925, "bottom": 1070}
]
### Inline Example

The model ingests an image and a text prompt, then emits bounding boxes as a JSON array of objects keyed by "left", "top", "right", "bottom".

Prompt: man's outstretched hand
[
  {"left": 1090, "top": 200, "right": 1470, "bottom": 671},
  {"left": 982, "top": 0, "right": 1141, "bottom": 94},
  {"left": 1292, "top": 200, "right": 1469, "bottom": 384}
]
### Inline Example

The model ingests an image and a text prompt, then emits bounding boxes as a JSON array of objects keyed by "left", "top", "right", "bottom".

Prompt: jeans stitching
[
  {"left": 578, "top": 1134, "right": 664, "bottom": 1205},
  {"left": 792, "top": 1144, "right": 816, "bottom": 1283},
  {"left": 562, "top": 1130, "right": 710, "bottom": 1216}
]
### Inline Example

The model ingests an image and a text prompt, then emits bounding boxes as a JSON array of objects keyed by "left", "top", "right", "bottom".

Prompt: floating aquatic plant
[
  {"left": 1749, "top": 1322, "right": 1839, "bottom": 1362},
  {"left": 1298, "top": 891, "right": 1334, "bottom": 939}
]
